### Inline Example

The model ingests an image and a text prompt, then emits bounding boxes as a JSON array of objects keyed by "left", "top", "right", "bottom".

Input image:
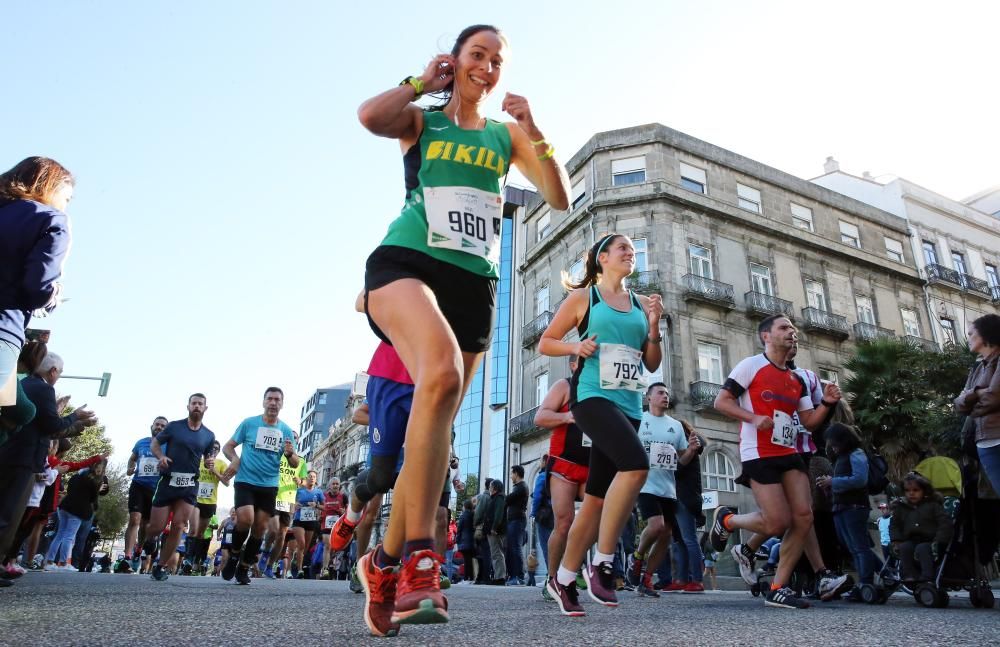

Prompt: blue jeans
[
  {"left": 833, "top": 506, "right": 882, "bottom": 584},
  {"left": 72, "top": 515, "right": 94, "bottom": 567},
  {"left": 46, "top": 509, "right": 84, "bottom": 563},
  {"left": 536, "top": 522, "right": 552, "bottom": 578},
  {"left": 978, "top": 443, "right": 1000, "bottom": 498},
  {"left": 672, "top": 501, "right": 704, "bottom": 583},
  {"left": 505, "top": 518, "right": 526, "bottom": 579}
]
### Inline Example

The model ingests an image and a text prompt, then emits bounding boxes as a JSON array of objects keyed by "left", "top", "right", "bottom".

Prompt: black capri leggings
[{"left": 571, "top": 397, "right": 647, "bottom": 498}]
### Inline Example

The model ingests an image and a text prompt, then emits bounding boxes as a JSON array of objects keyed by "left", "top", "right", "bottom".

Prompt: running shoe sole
[
  {"left": 357, "top": 555, "right": 399, "bottom": 638},
  {"left": 709, "top": 506, "right": 733, "bottom": 552},
  {"left": 392, "top": 598, "right": 449, "bottom": 625},
  {"left": 820, "top": 575, "right": 854, "bottom": 601},
  {"left": 582, "top": 565, "right": 618, "bottom": 607},
  {"left": 732, "top": 544, "right": 756, "bottom": 586},
  {"left": 765, "top": 590, "right": 811, "bottom": 609},
  {"left": 546, "top": 579, "right": 585, "bottom": 617}
]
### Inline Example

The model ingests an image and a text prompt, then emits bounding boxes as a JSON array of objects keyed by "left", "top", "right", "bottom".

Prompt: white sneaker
[{"left": 731, "top": 544, "right": 756, "bottom": 586}]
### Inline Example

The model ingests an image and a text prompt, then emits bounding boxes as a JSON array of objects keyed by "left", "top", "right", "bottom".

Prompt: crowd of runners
[{"left": 2, "top": 21, "right": 1000, "bottom": 641}]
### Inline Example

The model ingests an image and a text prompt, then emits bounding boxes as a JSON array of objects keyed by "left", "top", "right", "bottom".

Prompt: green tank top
[
  {"left": 379, "top": 110, "right": 512, "bottom": 279},
  {"left": 571, "top": 286, "right": 649, "bottom": 420}
]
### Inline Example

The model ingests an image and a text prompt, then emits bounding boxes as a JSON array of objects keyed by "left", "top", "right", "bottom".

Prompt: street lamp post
[{"left": 61, "top": 372, "right": 112, "bottom": 396}]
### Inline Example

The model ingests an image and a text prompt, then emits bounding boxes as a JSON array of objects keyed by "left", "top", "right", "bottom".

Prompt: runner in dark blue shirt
[{"left": 146, "top": 393, "right": 215, "bottom": 581}]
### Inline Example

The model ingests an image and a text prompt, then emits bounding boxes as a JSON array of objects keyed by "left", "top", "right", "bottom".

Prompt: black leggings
[{"left": 571, "top": 398, "right": 646, "bottom": 498}]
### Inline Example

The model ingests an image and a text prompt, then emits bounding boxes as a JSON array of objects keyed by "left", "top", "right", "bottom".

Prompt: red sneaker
[
  {"left": 682, "top": 581, "right": 705, "bottom": 593},
  {"left": 391, "top": 549, "right": 449, "bottom": 625},
  {"left": 665, "top": 581, "right": 687, "bottom": 593},
  {"left": 357, "top": 548, "right": 401, "bottom": 637},
  {"left": 329, "top": 513, "right": 361, "bottom": 553}
]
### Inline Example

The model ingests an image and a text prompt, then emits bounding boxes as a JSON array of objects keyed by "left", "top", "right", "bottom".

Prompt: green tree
[
  {"left": 63, "top": 422, "right": 113, "bottom": 463},
  {"left": 843, "top": 339, "right": 974, "bottom": 481},
  {"left": 455, "top": 473, "right": 479, "bottom": 512},
  {"left": 95, "top": 464, "right": 129, "bottom": 548}
]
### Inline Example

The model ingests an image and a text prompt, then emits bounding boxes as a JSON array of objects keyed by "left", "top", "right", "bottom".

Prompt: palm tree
[{"left": 843, "top": 338, "right": 973, "bottom": 482}]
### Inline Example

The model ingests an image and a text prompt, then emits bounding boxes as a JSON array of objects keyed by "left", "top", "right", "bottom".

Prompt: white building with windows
[
  {"left": 505, "top": 124, "right": 945, "bottom": 519},
  {"left": 812, "top": 161, "right": 1000, "bottom": 346}
]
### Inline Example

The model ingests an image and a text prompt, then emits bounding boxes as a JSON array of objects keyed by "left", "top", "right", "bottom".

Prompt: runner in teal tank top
[
  {"left": 355, "top": 25, "right": 570, "bottom": 636},
  {"left": 539, "top": 234, "right": 665, "bottom": 616}
]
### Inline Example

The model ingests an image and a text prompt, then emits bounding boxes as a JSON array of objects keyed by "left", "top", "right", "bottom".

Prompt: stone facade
[{"left": 507, "top": 123, "right": 933, "bottom": 516}]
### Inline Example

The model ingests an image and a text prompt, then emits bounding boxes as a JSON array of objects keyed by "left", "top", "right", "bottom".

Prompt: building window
[
  {"left": 856, "top": 295, "right": 876, "bottom": 325},
  {"left": 697, "top": 342, "right": 723, "bottom": 384},
  {"left": 901, "top": 308, "right": 920, "bottom": 337},
  {"left": 535, "top": 372, "right": 549, "bottom": 406},
  {"left": 986, "top": 264, "right": 999, "bottom": 288},
  {"left": 679, "top": 162, "right": 707, "bottom": 194},
  {"left": 611, "top": 156, "right": 646, "bottom": 186},
  {"left": 571, "top": 178, "right": 587, "bottom": 211},
  {"left": 689, "top": 245, "right": 713, "bottom": 280},
  {"left": 805, "top": 280, "right": 827, "bottom": 312},
  {"left": 885, "top": 237, "right": 904, "bottom": 263},
  {"left": 791, "top": 203, "right": 814, "bottom": 232},
  {"left": 839, "top": 221, "right": 861, "bottom": 248},
  {"left": 737, "top": 183, "right": 762, "bottom": 214},
  {"left": 536, "top": 210, "right": 551, "bottom": 242},
  {"left": 940, "top": 318, "right": 957, "bottom": 346},
  {"left": 318, "top": 393, "right": 327, "bottom": 405},
  {"left": 952, "top": 251, "right": 968, "bottom": 275},
  {"left": 315, "top": 412, "right": 324, "bottom": 425},
  {"left": 922, "top": 240, "right": 938, "bottom": 266},
  {"left": 750, "top": 263, "right": 773, "bottom": 296},
  {"left": 702, "top": 450, "right": 736, "bottom": 492},
  {"left": 818, "top": 368, "right": 839, "bottom": 385},
  {"left": 569, "top": 259, "right": 585, "bottom": 284},
  {"left": 535, "top": 285, "right": 549, "bottom": 316},
  {"left": 633, "top": 238, "right": 648, "bottom": 272}
]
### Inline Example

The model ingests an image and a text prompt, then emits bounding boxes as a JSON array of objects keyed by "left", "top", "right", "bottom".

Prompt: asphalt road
[{"left": 2, "top": 571, "right": 996, "bottom": 646}]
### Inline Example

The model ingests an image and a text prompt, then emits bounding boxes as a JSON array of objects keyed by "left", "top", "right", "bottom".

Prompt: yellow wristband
[
  {"left": 399, "top": 76, "right": 424, "bottom": 98},
  {"left": 530, "top": 137, "right": 547, "bottom": 147},
  {"left": 537, "top": 146, "right": 555, "bottom": 161}
]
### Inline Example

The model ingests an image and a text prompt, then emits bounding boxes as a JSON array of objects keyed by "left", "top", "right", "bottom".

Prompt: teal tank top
[{"left": 571, "top": 286, "right": 649, "bottom": 419}]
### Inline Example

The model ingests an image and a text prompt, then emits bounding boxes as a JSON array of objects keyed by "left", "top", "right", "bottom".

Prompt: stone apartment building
[{"left": 506, "top": 123, "right": 943, "bottom": 517}]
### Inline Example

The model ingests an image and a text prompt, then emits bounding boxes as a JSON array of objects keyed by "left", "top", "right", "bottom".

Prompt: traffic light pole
[{"left": 61, "top": 372, "right": 112, "bottom": 396}]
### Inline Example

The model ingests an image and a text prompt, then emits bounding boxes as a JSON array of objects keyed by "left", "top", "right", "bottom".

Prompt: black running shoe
[
  {"left": 221, "top": 555, "right": 239, "bottom": 581},
  {"left": 235, "top": 565, "right": 251, "bottom": 585},
  {"left": 709, "top": 506, "right": 736, "bottom": 553},
  {"left": 765, "top": 586, "right": 810, "bottom": 609},
  {"left": 151, "top": 565, "right": 168, "bottom": 582}
]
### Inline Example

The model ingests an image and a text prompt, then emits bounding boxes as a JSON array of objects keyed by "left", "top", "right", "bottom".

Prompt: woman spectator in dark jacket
[
  {"left": 0, "top": 157, "right": 74, "bottom": 411},
  {"left": 44, "top": 459, "right": 106, "bottom": 571},
  {"left": 456, "top": 499, "right": 477, "bottom": 582},
  {"left": 671, "top": 420, "right": 707, "bottom": 590},
  {"left": 954, "top": 313, "right": 1000, "bottom": 495}
]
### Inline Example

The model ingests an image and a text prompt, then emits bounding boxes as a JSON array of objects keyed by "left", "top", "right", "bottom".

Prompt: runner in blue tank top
[{"left": 539, "top": 233, "right": 664, "bottom": 616}]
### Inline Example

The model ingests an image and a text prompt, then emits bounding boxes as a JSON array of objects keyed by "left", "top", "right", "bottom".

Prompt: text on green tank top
[
  {"left": 575, "top": 286, "right": 649, "bottom": 419},
  {"left": 380, "top": 110, "right": 511, "bottom": 278}
]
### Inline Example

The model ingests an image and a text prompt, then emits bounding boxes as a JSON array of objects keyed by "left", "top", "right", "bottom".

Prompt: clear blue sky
[{"left": 3, "top": 1, "right": 996, "bottom": 511}]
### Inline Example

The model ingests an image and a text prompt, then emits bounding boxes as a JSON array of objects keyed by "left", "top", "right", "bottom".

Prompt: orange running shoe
[
  {"left": 329, "top": 513, "right": 361, "bottom": 553},
  {"left": 391, "top": 549, "right": 449, "bottom": 625},
  {"left": 357, "top": 547, "right": 401, "bottom": 637}
]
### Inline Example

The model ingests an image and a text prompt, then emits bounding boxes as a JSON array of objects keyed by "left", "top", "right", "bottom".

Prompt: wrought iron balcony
[
  {"left": 690, "top": 381, "right": 723, "bottom": 412},
  {"left": 903, "top": 335, "right": 939, "bottom": 352},
  {"left": 522, "top": 311, "right": 553, "bottom": 348},
  {"left": 682, "top": 274, "right": 735, "bottom": 309},
  {"left": 961, "top": 274, "right": 992, "bottom": 298},
  {"left": 509, "top": 406, "right": 547, "bottom": 444},
  {"left": 926, "top": 263, "right": 963, "bottom": 287},
  {"left": 744, "top": 291, "right": 794, "bottom": 319},
  {"left": 801, "top": 307, "right": 850, "bottom": 340},
  {"left": 626, "top": 270, "right": 662, "bottom": 295},
  {"left": 992, "top": 285, "right": 1000, "bottom": 304},
  {"left": 853, "top": 322, "right": 896, "bottom": 342}
]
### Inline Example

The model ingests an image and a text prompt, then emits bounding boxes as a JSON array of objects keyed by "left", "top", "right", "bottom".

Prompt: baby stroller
[{"left": 874, "top": 457, "right": 995, "bottom": 609}]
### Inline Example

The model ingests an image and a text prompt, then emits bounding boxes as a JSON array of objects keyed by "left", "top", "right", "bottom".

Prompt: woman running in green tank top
[
  {"left": 539, "top": 233, "right": 665, "bottom": 616},
  {"left": 355, "top": 25, "right": 570, "bottom": 637}
]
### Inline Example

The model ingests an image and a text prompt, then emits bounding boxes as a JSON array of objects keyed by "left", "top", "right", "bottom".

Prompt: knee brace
[{"left": 354, "top": 455, "right": 399, "bottom": 502}]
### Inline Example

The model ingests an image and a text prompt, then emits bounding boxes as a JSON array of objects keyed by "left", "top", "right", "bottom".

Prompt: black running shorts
[
  {"left": 637, "top": 493, "right": 678, "bottom": 524},
  {"left": 233, "top": 482, "right": 278, "bottom": 516},
  {"left": 364, "top": 245, "right": 497, "bottom": 353},
  {"left": 127, "top": 481, "right": 155, "bottom": 518},
  {"left": 738, "top": 454, "right": 807, "bottom": 486}
]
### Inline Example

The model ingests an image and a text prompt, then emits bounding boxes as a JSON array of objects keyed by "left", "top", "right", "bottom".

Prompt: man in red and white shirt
[{"left": 709, "top": 315, "right": 841, "bottom": 609}]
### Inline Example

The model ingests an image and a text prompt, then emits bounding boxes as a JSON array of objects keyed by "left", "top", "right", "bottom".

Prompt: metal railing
[
  {"left": 682, "top": 274, "right": 735, "bottom": 307},
  {"left": 521, "top": 311, "right": 553, "bottom": 348},
  {"left": 903, "top": 335, "right": 939, "bottom": 352},
  {"left": 690, "top": 381, "right": 723, "bottom": 411},
  {"left": 744, "top": 291, "right": 794, "bottom": 318},
  {"left": 801, "top": 307, "right": 851, "bottom": 338},
  {"left": 926, "top": 263, "right": 963, "bottom": 286},
  {"left": 992, "top": 285, "right": 1000, "bottom": 304},
  {"left": 853, "top": 321, "right": 896, "bottom": 342},
  {"left": 626, "top": 270, "right": 662, "bottom": 295},
  {"left": 509, "top": 406, "right": 546, "bottom": 444},
  {"left": 962, "top": 274, "right": 992, "bottom": 297}
]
